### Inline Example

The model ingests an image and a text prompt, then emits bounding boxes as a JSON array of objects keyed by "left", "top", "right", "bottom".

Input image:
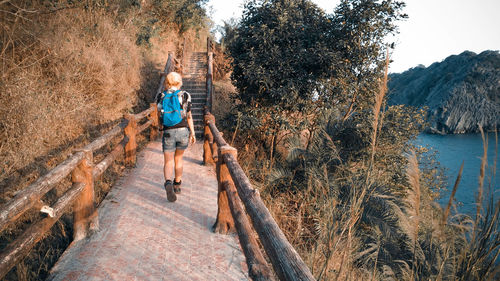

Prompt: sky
[{"left": 206, "top": 0, "right": 500, "bottom": 73}]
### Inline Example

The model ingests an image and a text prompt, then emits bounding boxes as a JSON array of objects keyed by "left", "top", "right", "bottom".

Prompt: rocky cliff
[{"left": 388, "top": 50, "right": 499, "bottom": 134}]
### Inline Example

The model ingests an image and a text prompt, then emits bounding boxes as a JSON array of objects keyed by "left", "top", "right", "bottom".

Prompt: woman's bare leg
[
  {"left": 174, "top": 149, "right": 185, "bottom": 182},
  {"left": 163, "top": 151, "right": 175, "bottom": 181}
]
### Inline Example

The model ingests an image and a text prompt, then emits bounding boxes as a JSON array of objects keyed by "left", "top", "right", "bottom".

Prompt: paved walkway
[{"left": 49, "top": 141, "right": 249, "bottom": 281}]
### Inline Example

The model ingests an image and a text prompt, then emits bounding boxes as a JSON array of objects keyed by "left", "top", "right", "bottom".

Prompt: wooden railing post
[
  {"left": 213, "top": 145, "right": 237, "bottom": 234},
  {"left": 203, "top": 114, "right": 215, "bottom": 165},
  {"left": 72, "top": 149, "right": 97, "bottom": 241},
  {"left": 149, "top": 103, "right": 159, "bottom": 141},
  {"left": 124, "top": 113, "right": 137, "bottom": 166}
]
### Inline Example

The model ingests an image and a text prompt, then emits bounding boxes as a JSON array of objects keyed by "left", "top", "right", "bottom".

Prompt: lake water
[{"left": 416, "top": 133, "right": 499, "bottom": 215}]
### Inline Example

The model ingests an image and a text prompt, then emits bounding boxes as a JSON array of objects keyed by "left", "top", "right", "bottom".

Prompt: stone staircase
[{"left": 182, "top": 52, "right": 207, "bottom": 138}]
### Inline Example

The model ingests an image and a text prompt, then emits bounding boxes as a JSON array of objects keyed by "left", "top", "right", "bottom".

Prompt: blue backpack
[{"left": 160, "top": 90, "right": 183, "bottom": 127}]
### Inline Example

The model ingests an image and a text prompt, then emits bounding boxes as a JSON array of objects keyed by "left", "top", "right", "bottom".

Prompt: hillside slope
[{"left": 388, "top": 50, "right": 499, "bottom": 134}]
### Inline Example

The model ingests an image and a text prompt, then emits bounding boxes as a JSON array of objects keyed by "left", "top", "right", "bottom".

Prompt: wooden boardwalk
[{"left": 49, "top": 141, "right": 249, "bottom": 280}]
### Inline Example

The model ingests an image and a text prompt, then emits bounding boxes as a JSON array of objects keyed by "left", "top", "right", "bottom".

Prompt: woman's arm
[{"left": 187, "top": 112, "right": 196, "bottom": 144}]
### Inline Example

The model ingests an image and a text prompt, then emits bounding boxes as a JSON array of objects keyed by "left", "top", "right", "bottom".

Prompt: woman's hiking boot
[
  {"left": 164, "top": 180, "right": 177, "bottom": 202},
  {"left": 173, "top": 180, "right": 182, "bottom": 194}
]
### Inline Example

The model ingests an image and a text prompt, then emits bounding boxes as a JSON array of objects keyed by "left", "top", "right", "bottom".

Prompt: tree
[
  {"left": 230, "top": 0, "right": 335, "bottom": 113},
  {"left": 228, "top": 0, "right": 338, "bottom": 155},
  {"left": 227, "top": 0, "right": 406, "bottom": 150},
  {"left": 330, "top": 0, "right": 407, "bottom": 121}
]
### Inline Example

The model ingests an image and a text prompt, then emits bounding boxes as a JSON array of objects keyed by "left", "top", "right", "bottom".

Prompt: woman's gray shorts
[{"left": 162, "top": 127, "right": 189, "bottom": 152}]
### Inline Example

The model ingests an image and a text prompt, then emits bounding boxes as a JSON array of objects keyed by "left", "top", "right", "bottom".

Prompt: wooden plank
[
  {"left": 82, "top": 120, "right": 125, "bottom": 153},
  {"left": 133, "top": 106, "right": 155, "bottom": 121},
  {"left": 206, "top": 52, "right": 213, "bottom": 111},
  {"left": 92, "top": 138, "right": 126, "bottom": 179},
  {"left": 181, "top": 37, "right": 186, "bottom": 74},
  {"left": 224, "top": 181, "right": 274, "bottom": 281},
  {"left": 137, "top": 119, "right": 154, "bottom": 135},
  {"left": 0, "top": 182, "right": 85, "bottom": 279},
  {"left": 155, "top": 52, "right": 174, "bottom": 102},
  {"left": 0, "top": 152, "right": 85, "bottom": 233},
  {"left": 222, "top": 153, "right": 315, "bottom": 281}
]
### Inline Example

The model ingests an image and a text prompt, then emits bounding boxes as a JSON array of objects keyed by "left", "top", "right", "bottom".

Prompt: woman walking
[{"left": 158, "top": 72, "right": 196, "bottom": 202}]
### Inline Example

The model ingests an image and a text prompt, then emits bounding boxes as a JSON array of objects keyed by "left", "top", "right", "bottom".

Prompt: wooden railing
[
  {"left": 203, "top": 114, "right": 315, "bottom": 281},
  {"left": 0, "top": 54, "right": 178, "bottom": 279},
  {"left": 206, "top": 37, "right": 214, "bottom": 112},
  {"left": 203, "top": 40, "right": 315, "bottom": 281},
  {"left": 155, "top": 51, "right": 181, "bottom": 102}
]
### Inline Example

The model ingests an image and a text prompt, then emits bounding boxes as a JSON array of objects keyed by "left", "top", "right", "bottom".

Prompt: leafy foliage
[
  {"left": 227, "top": 0, "right": 407, "bottom": 154},
  {"left": 330, "top": 0, "right": 407, "bottom": 120},
  {"left": 229, "top": 0, "right": 406, "bottom": 116},
  {"left": 230, "top": 0, "right": 335, "bottom": 112}
]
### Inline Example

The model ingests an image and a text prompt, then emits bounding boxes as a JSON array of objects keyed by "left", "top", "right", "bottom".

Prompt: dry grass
[
  {"left": 442, "top": 161, "right": 464, "bottom": 226},
  {"left": 0, "top": 9, "right": 142, "bottom": 198}
]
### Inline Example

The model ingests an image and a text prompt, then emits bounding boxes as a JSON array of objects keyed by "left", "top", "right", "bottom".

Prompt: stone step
[
  {"left": 183, "top": 83, "right": 205, "bottom": 86},
  {"left": 191, "top": 99, "right": 206, "bottom": 103},
  {"left": 188, "top": 94, "right": 208, "bottom": 98},
  {"left": 183, "top": 50, "right": 208, "bottom": 133},
  {"left": 183, "top": 82, "right": 206, "bottom": 85},
  {"left": 183, "top": 82, "right": 205, "bottom": 85},
  {"left": 191, "top": 97, "right": 207, "bottom": 101},
  {"left": 191, "top": 95, "right": 206, "bottom": 98},
  {"left": 183, "top": 87, "right": 206, "bottom": 90},
  {"left": 185, "top": 87, "right": 206, "bottom": 91}
]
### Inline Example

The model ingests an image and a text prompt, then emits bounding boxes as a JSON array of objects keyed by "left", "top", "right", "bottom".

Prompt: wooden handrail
[
  {"left": 92, "top": 137, "right": 126, "bottom": 179},
  {"left": 137, "top": 119, "right": 154, "bottom": 135},
  {"left": 206, "top": 52, "right": 213, "bottom": 112},
  {"left": 203, "top": 112, "right": 315, "bottom": 281},
  {"left": 208, "top": 121, "right": 227, "bottom": 147},
  {"left": 83, "top": 120, "right": 127, "bottom": 152},
  {"left": 181, "top": 36, "right": 186, "bottom": 74},
  {"left": 0, "top": 182, "right": 85, "bottom": 277},
  {"left": 133, "top": 106, "right": 155, "bottom": 120},
  {"left": 0, "top": 151, "right": 85, "bottom": 233},
  {"left": 0, "top": 53, "right": 171, "bottom": 279},
  {"left": 223, "top": 152, "right": 315, "bottom": 280},
  {"left": 155, "top": 52, "right": 174, "bottom": 102},
  {"left": 224, "top": 181, "right": 273, "bottom": 281}
]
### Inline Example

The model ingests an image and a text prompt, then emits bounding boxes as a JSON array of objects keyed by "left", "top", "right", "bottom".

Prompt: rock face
[{"left": 388, "top": 50, "right": 499, "bottom": 134}]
